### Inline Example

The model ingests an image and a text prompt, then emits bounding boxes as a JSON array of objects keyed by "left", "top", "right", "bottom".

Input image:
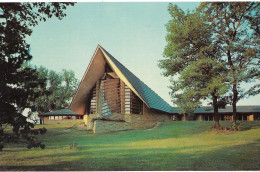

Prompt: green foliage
[
  {"left": 159, "top": 4, "right": 220, "bottom": 77},
  {"left": 179, "top": 59, "right": 229, "bottom": 97},
  {"left": 199, "top": 2, "right": 260, "bottom": 96},
  {"left": 159, "top": 4, "right": 229, "bottom": 128},
  {"left": 0, "top": 2, "right": 74, "bottom": 150},
  {"left": 199, "top": 2, "right": 260, "bottom": 129},
  {"left": 32, "top": 66, "right": 79, "bottom": 114},
  {"left": 159, "top": 2, "right": 259, "bottom": 129},
  {"left": 172, "top": 59, "right": 229, "bottom": 114}
]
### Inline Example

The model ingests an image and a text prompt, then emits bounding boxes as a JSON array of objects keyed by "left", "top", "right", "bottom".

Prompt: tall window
[
  {"left": 97, "top": 78, "right": 121, "bottom": 116},
  {"left": 124, "top": 85, "right": 142, "bottom": 114},
  {"left": 89, "top": 87, "right": 97, "bottom": 114},
  {"left": 125, "top": 85, "right": 131, "bottom": 114}
]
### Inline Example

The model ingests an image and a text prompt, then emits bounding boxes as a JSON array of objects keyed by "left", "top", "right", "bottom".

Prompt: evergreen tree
[
  {"left": 199, "top": 2, "right": 260, "bottom": 129},
  {"left": 159, "top": 2, "right": 259, "bottom": 129},
  {"left": 159, "top": 4, "right": 229, "bottom": 128}
]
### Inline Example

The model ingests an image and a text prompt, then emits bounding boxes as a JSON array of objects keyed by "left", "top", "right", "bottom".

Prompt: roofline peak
[{"left": 97, "top": 44, "right": 103, "bottom": 49}]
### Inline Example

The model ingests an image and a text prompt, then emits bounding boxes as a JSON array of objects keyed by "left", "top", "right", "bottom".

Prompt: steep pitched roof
[
  {"left": 39, "top": 109, "right": 82, "bottom": 116},
  {"left": 99, "top": 46, "right": 174, "bottom": 113},
  {"left": 70, "top": 45, "right": 174, "bottom": 114}
]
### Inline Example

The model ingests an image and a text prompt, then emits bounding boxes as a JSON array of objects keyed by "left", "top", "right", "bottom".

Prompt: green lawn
[{"left": 1, "top": 120, "right": 260, "bottom": 170}]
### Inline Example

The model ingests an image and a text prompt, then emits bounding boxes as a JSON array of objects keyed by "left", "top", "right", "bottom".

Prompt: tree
[
  {"left": 20, "top": 64, "right": 79, "bottom": 122},
  {"left": 0, "top": 2, "right": 75, "bottom": 150},
  {"left": 159, "top": 4, "right": 229, "bottom": 128},
  {"left": 32, "top": 66, "right": 79, "bottom": 114},
  {"left": 159, "top": 3, "right": 259, "bottom": 129},
  {"left": 173, "top": 59, "right": 229, "bottom": 127},
  {"left": 199, "top": 2, "right": 260, "bottom": 130}
]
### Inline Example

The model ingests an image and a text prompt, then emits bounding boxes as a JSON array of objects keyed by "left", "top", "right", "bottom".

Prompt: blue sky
[{"left": 26, "top": 2, "right": 260, "bottom": 106}]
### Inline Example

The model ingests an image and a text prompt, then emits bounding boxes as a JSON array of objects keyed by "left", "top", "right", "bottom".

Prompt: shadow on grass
[
  {"left": 87, "top": 121, "right": 214, "bottom": 143},
  {"left": 22, "top": 121, "right": 213, "bottom": 151},
  {"left": 2, "top": 139, "right": 260, "bottom": 171},
  {"left": 2, "top": 121, "right": 260, "bottom": 171},
  {"left": 24, "top": 121, "right": 260, "bottom": 151}
]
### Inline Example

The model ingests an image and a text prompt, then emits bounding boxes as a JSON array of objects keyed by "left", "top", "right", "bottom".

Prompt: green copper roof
[
  {"left": 171, "top": 106, "right": 260, "bottom": 114},
  {"left": 100, "top": 46, "right": 174, "bottom": 114},
  {"left": 39, "top": 109, "right": 82, "bottom": 116},
  {"left": 195, "top": 106, "right": 260, "bottom": 113}
]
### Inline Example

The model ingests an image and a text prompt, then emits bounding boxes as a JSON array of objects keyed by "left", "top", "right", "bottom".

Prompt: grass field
[{"left": 0, "top": 120, "right": 260, "bottom": 171}]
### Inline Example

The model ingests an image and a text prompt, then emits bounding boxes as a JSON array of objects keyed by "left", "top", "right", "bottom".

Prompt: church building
[{"left": 70, "top": 45, "right": 175, "bottom": 133}]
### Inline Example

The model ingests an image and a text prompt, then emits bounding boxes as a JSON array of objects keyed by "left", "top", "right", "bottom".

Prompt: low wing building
[
  {"left": 39, "top": 109, "right": 83, "bottom": 124},
  {"left": 194, "top": 106, "right": 260, "bottom": 121}
]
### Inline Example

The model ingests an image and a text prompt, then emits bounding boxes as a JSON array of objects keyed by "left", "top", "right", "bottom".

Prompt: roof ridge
[{"left": 99, "top": 45, "right": 174, "bottom": 113}]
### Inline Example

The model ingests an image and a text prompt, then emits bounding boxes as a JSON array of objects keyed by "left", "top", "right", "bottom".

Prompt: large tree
[
  {"left": 159, "top": 4, "right": 229, "bottom": 128},
  {"left": 0, "top": 2, "right": 74, "bottom": 150},
  {"left": 159, "top": 2, "right": 259, "bottom": 129},
  {"left": 32, "top": 66, "right": 79, "bottom": 114},
  {"left": 199, "top": 2, "right": 260, "bottom": 129}
]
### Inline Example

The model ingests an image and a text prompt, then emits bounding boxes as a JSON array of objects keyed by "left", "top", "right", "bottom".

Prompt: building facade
[{"left": 70, "top": 45, "right": 174, "bottom": 133}]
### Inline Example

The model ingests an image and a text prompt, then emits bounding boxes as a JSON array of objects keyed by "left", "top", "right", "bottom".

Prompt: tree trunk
[
  {"left": 226, "top": 50, "right": 238, "bottom": 131},
  {"left": 212, "top": 94, "right": 221, "bottom": 129},
  {"left": 232, "top": 83, "right": 238, "bottom": 130}
]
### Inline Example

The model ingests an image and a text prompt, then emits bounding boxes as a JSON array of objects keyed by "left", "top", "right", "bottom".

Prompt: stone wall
[
  {"left": 124, "top": 113, "right": 170, "bottom": 128},
  {"left": 94, "top": 112, "right": 171, "bottom": 133},
  {"left": 83, "top": 115, "right": 88, "bottom": 125},
  {"left": 85, "top": 114, "right": 98, "bottom": 130},
  {"left": 105, "top": 113, "right": 125, "bottom": 121},
  {"left": 88, "top": 111, "right": 171, "bottom": 133},
  {"left": 132, "top": 103, "right": 171, "bottom": 127},
  {"left": 85, "top": 103, "right": 172, "bottom": 133},
  {"left": 85, "top": 113, "right": 125, "bottom": 130},
  {"left": 93, "top": 120, "right": 132, "bottom": 134}
]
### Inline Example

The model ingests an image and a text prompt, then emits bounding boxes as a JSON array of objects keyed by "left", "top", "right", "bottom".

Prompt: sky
[{"left": 26, "top": 2, "right": 260, "bottom": 107}]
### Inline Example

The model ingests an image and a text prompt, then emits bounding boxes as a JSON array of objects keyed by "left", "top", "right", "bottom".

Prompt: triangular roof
[{"left": 70, "top": 45, "right": 174, "bottom": 114}]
